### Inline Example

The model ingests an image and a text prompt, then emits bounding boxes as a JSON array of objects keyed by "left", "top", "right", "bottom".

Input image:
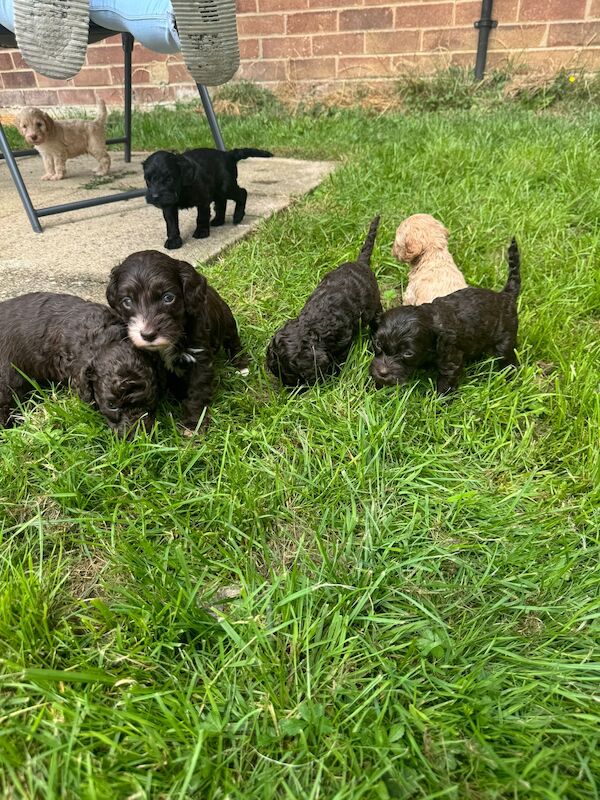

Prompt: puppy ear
[
  {"left": 106, "top": 267, "right": 120, "bottom": 309},
  {"left": 312, "top": 345, "right": 331, "bottom": 372},
  {"left": 176, "top": 259, "right": 207, "bottom": 313},
  {"left": 399, "top": 230, "right": 424, "bottom": 263},
  {"left": 179, "top": 156, "right": 198, "bottom": 185},
  {"left": 73, "top": 363, "right": 96, "bottom": 404},
  {"left": 41, "top": 111, "right": 55, "bottom": 136},
  {"left": 119, "top": 377, "right": 149, "bottom": 404}
]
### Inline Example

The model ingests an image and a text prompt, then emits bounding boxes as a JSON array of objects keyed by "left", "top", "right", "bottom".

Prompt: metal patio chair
[{"left": 0, "top": 0, "right": 240, "bottom": 232}]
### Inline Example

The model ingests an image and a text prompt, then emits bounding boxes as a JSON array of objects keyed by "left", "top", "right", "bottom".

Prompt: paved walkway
[{"left": 0, "top": 152, "right": 336, "bottom": 302}]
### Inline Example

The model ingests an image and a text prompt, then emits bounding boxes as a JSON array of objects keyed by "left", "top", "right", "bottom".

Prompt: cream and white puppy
[
  {"left": 17, "top": 100, "right": 110, "bottom": 181},
  {"left": 393, "top": 213, "right": 468, "bottom": 306}
]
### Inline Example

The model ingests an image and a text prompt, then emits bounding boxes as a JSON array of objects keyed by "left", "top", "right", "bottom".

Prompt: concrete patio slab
[{"left": 0, "top": 152, "right": 336, "bottom": 302}]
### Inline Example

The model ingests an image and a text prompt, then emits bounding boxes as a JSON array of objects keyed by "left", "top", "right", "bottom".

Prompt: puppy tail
[
  {"left": 503, "top": 237, "right": 521, "bottom": 299},
  {"left": 229, "top": 148, "right": 274, "bottom": 161},
  {"left": 95, "top": 99, "right": 107, "bottom": 125},
  {"left": 357, "top": 215, "right": 381, "bottom": 267}
]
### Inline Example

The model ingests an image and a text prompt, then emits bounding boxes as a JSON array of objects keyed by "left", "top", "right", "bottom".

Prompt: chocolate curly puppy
[
  {"left": 266, "top": 216, "right": 383, "bottom": 387},
  {"left": 143, "top": 147, "right": 273, "bottom": 249},
  {"left": 370, "top": 238, "right": 520, "bottom": 394},
  {"left": 107, "top": 250, "right": 248, "bottom": 433},
  {"left": 0, "top": 293, "right": 158, "bottom": 435}
]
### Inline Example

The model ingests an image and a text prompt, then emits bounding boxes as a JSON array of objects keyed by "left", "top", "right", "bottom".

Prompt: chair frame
[{"left": 0, "top": 26, "right": 226, "bottom": 233}]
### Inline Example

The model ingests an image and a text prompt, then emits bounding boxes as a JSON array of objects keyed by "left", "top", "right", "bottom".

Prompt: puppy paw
[
  {"left": 181, "top": 425, "right": 198, "bottom": 438},
  {"left": 165, "top": 236, "right": 183, "bottom": 250},
  {"left": 192, "top": 228, "right": 210, "bottom": 239},
  {"left": 50, "top": 174, "right": 65, "bottom": 181},
  {"left": 211, "top": 217, "right": 225, "bottom": 227},
  {"left": 179, "top": 416, "right": 209, "bottom": 436},
  {"left": 232, "top": 354, "right": 250, "bottom": 374},
  {"left": 233, "top": 212, "right": 245, "bottom": 225},
  {"left": 41, "top": 174, "right": 54, "bottom": 181}
]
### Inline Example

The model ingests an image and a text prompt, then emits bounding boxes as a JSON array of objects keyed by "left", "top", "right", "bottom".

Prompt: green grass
[{"left": 1, "top": 90, "right": 600, "bottom": 799}]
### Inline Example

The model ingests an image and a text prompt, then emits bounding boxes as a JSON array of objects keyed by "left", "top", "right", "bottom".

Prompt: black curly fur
[
  {"left": 107, "top": 250, "right": 247, "bottom": 432},
  {"left": 0, "top": 293, "right": 158, "bottom": 434},
  {"left": 370, "top": 238, "right": 520, "bottom": 394},
  {"left": 266, "top": 216, "right": 383, "bottom": 387},
  {"left": 143, "top": 147, "right": 273, "bottom": 249}
]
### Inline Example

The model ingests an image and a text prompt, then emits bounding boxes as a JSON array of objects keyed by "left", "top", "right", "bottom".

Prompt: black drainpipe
[{"left": 474, "top": 0, "right": 497, "bottom": 81}]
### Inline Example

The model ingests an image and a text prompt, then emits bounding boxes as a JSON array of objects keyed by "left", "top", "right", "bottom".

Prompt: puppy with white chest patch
[{"left": 107, "top": 250, "right": 248, "bottom": 433}]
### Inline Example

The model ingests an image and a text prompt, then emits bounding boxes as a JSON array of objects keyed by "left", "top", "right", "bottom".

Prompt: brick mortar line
[
  {"left": 250, "top": 43, "right": 600, "bottom": 57},
  {"left": 240, "top": 16, "right": 595, "bottom": 26},
  {"left": 241, "top": 19, "right": 591, "bottom": 36}
]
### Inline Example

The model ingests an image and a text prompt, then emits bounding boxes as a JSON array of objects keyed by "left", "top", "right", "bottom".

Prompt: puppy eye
[
  {"left": 403, "top": 351, "right": 414, "bottom": 359},
  {"left": 36, "top": 122, "right": 42, "bottom": 128},
  {"left": 121, "top": 297, "right": 133, "bottom": 310},
  {"left": 106, "top": 405, "right": 121, "bottom": 413},
  {"left": 162, "top": 292, "right": 176, "bottom": 305}
]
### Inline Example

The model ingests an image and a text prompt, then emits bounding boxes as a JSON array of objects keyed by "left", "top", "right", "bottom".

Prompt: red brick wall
[
  {"left": 1, "top": 0, "right": 599, "bottom": 107},
  {"left": 0, "top": 38, "right": 194, "bottom": 109},
  {"left": 236, "top": 0, "right": 600, "bottom": 84}
]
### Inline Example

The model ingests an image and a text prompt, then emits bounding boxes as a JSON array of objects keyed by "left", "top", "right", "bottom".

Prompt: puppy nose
[
  {"left": 376, "top": 363, "right": 390, "bottom": 377},
  {"left": 140, "top": 329, "right": 157, "bottom": 342}
]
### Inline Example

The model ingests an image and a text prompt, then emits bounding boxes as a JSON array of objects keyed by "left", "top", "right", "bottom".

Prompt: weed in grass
[
  {"left": 395, "top": 65, "right": 511, "bottom": 112},
  {"left": 213, "top": 79, "right": 286, "bottom": 117},
  {"left": 80, "top": 169, "right": 136, "bottom": 190}
]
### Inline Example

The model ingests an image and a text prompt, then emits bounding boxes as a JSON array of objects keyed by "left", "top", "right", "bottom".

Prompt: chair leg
[
  {"left": 197, "top": 84, "right": 226, "bottom": 151},
  {"left": 122, "top": 32, "right": 134, "bottom": 163},
  {"left": 0, "top": 121, "right": 42, "bottom": 233}
]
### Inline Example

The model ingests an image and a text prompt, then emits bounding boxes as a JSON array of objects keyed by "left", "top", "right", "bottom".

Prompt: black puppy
[
  {"left": 107, "top": 250, "right": 248, "bottom": 433},
  {"left": 266, "top": 216, "right": 383, "bottom": 387},
  {"left": 370, "top": 238, "right": 520, "bottom": 394},
  {"left": 0, "top": 293, "right": 158, "bottom": 435},
  {"left": 143, "top": 147, "right": 273, "bottom": 249}
]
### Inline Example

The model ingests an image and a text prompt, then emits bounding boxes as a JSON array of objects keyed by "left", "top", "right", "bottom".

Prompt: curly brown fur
[
  {"left": 17, "top": 101, "right": 110, "bottom": 181},
  {"left": 143, "top": 147, "right": 273, "bottom": 249},
  {"left": 0, "top": 293, "right": 158, "bottom": 435},
  {"left": 266, "top": 216, "right": 383, "bottom": 387},
  {"left": 393, "top": 213, "right": 468, "bottom": 305},
  {"left": 371, "top": 238, "right": 520, "bottom": 394},
  {"left": 107, "top": 250, "right": 247, "bottom": 432}
]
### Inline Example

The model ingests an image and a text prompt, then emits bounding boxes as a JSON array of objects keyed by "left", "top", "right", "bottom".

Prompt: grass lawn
[{"left": 1, "top": 91, "right": 599, "bottom": 799}]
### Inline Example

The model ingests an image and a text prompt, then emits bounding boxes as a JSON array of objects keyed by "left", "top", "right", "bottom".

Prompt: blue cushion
[
  {"left": 0, "top": 0, "right": 180, "bottom": 53},
  {"left": 0, "top": 0, "right": 13, "bottom": 31}
]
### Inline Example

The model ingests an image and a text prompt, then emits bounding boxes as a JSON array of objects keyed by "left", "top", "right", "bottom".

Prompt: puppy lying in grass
[
  {"left": 17, "top": 101, "right": 110, "bottom": 181},
  {"left": 143, "top": 147, "right": 273, "bottom": 249},
  {"left": 266, "top": 216, "right": 383, "bottom": 387},
  {"left": 393, "top": 213, "right": 468, "bottom": 305},
  {"left": 371, "top": 238, "right": 520, "bottom": 395},
  {"left": 107, "top": 250, "right": 248, "bottom": 434},
  {"left": 0, "top": 293, "right": 158, "bottom": 435}
]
